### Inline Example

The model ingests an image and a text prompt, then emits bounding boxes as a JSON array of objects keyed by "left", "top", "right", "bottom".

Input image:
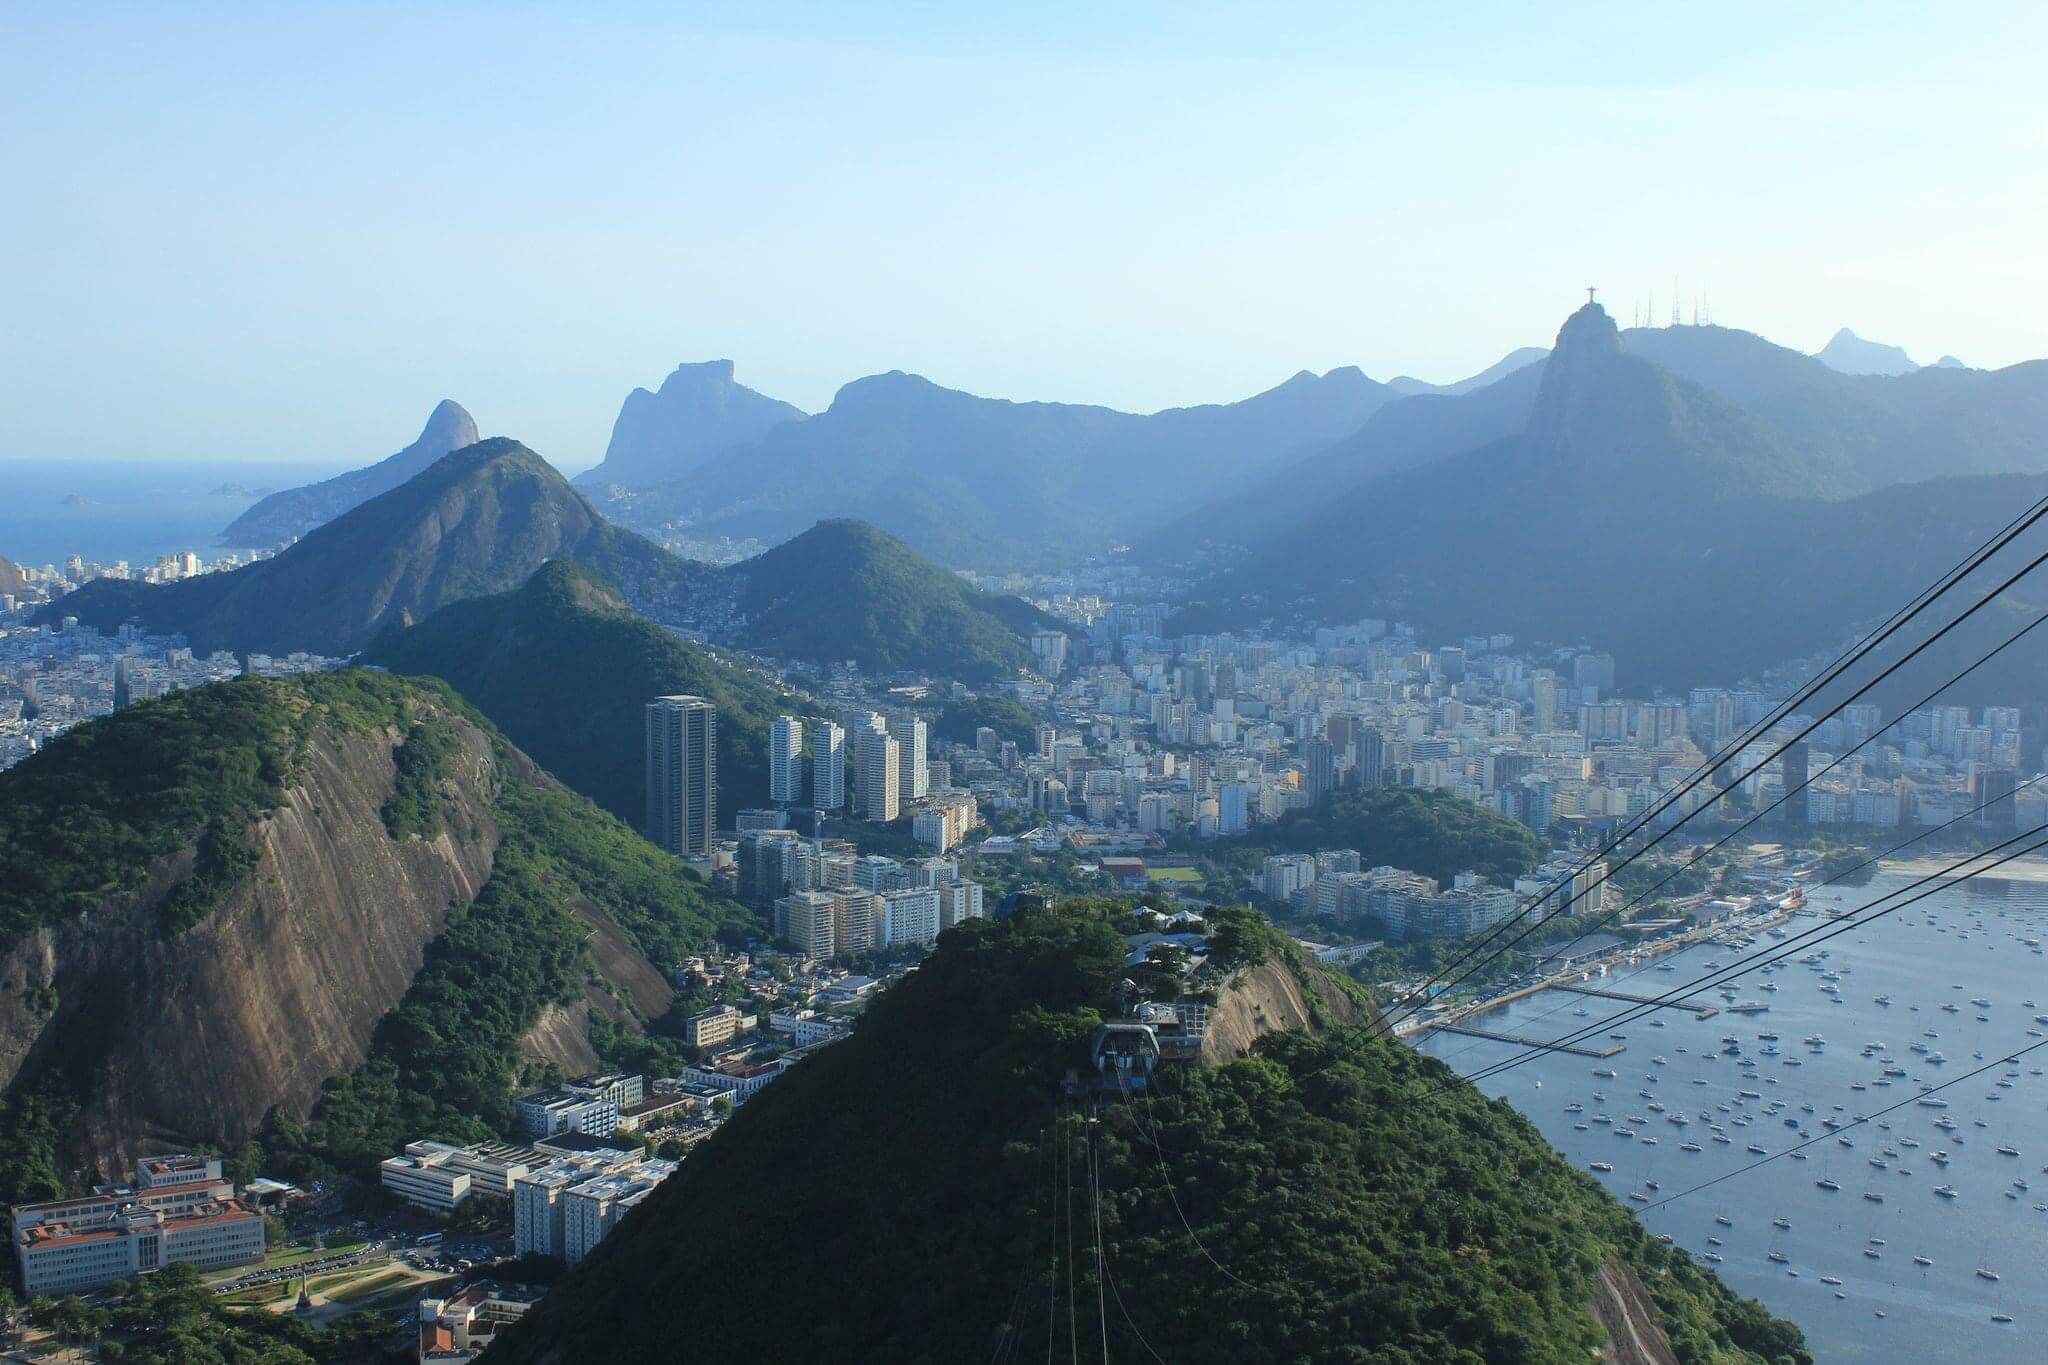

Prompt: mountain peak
[
  {"left": 1816, "top": 327, "right": 1918, "bottom": 376},
  {"left": 1554, "top": 300, "right": 1622, "bottom": 358},
  {"left": 578, "top": 360, "right": 806, "bottom": 488},
  {"left": 421, "top": 398, "right": 479, "bottom": 446}
]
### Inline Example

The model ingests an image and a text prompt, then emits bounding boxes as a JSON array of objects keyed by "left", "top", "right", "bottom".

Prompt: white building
[
  {"left": 645, "top": 696, "right": 717, "bottom": 857},
  {"left": 887, "top": 714, "right": 929, "bottom": 802},
  {"left": 858, "top": 724, "right": 900, "bottom": 822},
  {"left": 880, "top": 886, "right": 943, "bottom": 949},
  {"left": 514, "top": 1153, "right": 675, "bottom": 1264},
  {"left": 11, "top": 1156, "right": 264, "bottom": 1295},
  {"left": 770, "top": 715, "right": 804, "bottom": 805},
  {"left": 813, "top": 721, "right": 846, "bottom": 810}
]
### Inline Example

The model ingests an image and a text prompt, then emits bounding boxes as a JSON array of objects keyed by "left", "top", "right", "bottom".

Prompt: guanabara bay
[{"left": 7, "top": 7, "right": 2047, "bottom": 1364}]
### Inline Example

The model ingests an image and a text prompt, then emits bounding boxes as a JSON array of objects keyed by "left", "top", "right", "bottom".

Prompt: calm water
[
  {"left": 1418, "top": 866, "right": 2048, "bottom": 1365},
  {"left": 0, "top": 459, "right": 348, "bottom": 567}
]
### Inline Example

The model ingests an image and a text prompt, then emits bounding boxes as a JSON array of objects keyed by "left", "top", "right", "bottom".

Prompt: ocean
[
  {"left": 1416, "top": 866, "right": 2048, "bottom": 1364},
  {"left": 0, "top": 458, "right": 350, "bottom": 568}
]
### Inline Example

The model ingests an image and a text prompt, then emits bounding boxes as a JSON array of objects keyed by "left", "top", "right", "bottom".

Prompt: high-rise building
[
  {"left": 1531, "top": 671, "right": 1558, "bottom": 733},
  {"left": 813, "top": 721, "right": 846, "bottom": 810},
  {"left": 1780, "top": 741, "right": 1810, "bottom": 827},
  {"left": 887, "top": 714, "right": 929, "bottom": 802},
  {"left": 777, "top": 890, "right": 838, "bottom": 957},
  {"left": 645, "top": 696, "right": 716, "bottom": 857},
  {"left": 858, "top": 725, "right": 900, "bottom": 823},
  {"left": 1302, "top": 738, "right": 1335, "bottom": 805},
  {"left": 1353, "top": 727, "right": 1386, "bottom": 787},
  {"left": 1218, "top": 783, "right": 1251, "bottom": 836},
  {"left": 770, "top": 716, "right": 804, "bottom": 805},
  {"left": 1972, "top": 766, "right": 2020, "bottom": 830}
]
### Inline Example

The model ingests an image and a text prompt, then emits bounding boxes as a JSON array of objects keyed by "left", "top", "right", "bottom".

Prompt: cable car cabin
[{"left": 1087, "top": 1022, "right": 1163, "bottom": 1093}]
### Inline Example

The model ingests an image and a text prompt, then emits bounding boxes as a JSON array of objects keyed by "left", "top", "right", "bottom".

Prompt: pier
[
  {"left": 1428, "top": 1022, "right": 1625, "bottom": 1058},
  {"left": 1547, "top": 983, "right": 1719, "bottom": 1018}
]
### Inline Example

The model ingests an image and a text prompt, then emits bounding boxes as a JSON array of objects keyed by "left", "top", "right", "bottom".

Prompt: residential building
[
  {"left": 514, "top": 1156, "right": 676, "bottom": 1265},
  {"left": 858, "top": 724, "right": 900, "bottom": 822},
  {"left": 778, "top": 889, "right": 838, "bottom": 957},
  {"left": 684, "top": 1004, "right": 742, "bottom": 1050},
  {"left": 880, "top": 886, "right": 942, "bottom": 949},
  {"left": 645, "top": 696, "right": 716, "bottom": 857},
  {"left": 813, "top": 721, "right": 846, "bottom": 810},
  {"left": 887, "top": 713, "right": 929, "bottom": 802},
  {"left": 770, "top": 715, "right": 804, "bottom": 805}
]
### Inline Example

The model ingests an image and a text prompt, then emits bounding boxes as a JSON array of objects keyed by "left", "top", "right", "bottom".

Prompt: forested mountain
[
  {"left": 0, "top": 670, "right": 751, "bottom": 1200},
  {"left": 1170, "top": 304, "right": 2048, "bottom": 687},
  {"left": 586, "top": 365, "right": 1389, "bottom": 565},
  {"left": 719, "top": 518, "right": 1056, "bottom": 680},
  {"left": 365, "top": 560, "right": 800, "bottom": 829},
  {"left": 489, "top": 899, "right": 1805, "bottom": 1365},
  {"left": 218, "top": 399, "right": 479, "bottom": 546},
  {"left": 574, "top": 359, "right": 806, "bottom": 490},
  {"left": 42, "top": 439, "right": 714, "bottom": 656}
]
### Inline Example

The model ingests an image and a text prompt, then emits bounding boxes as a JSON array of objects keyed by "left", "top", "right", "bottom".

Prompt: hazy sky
[{"left": 5, "top": 2, "right": 2045, "bottom": 470}]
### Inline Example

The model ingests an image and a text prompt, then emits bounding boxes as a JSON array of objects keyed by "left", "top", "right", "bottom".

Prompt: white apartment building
[
  {"left": 880, "top": 887, "right": 942, "bottom": 949},
  {"left": 813, "top": 721, "right": 846, "bottom": 810},
  {"left": 770, "top": 715, "right": 804, "bottom": 805}
]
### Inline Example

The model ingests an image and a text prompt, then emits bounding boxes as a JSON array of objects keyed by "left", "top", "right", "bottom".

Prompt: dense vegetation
[
  {"left": 1190, "top": 784, "right": 1543, "bottom": 885},
  {"left": 731, "top": 519, "right": 1053, "bottom": 681},
  {"left": 0, "top": 670, "right": 440, "bottom": 949},
  {"left": 490, "top": 898, "right": 1803, "bottom": 1365},
  {"left": 0, "top": 669, "right": 755, "bottom": 1198},
  {"left": 930, "top": 689, "right": 1043, "bottom": 749},
  {"left": 365, "top": 558, "right": 796, "bottom": 828},
  {"left": 263, "top": 717, "right": 753, "bottom": 1183},
  {"left": 18, "top": 1261, "right": 393, "bottom": 1363},
  {"left": 41, "top": 439, "right": 717, "bottom": 656}
]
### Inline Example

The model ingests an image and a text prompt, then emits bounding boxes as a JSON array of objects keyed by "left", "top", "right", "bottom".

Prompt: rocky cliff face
[{"left": 0, "top": 711, "right": 501, "bottom": 1177}]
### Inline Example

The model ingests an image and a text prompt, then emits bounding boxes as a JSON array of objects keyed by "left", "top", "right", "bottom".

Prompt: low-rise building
[
  {"left": 683, "top": 1004, "right": 743, "bottom": 1050},
  {"left": 381, "top": 1140, "right": 553, "bottom": 1210},
  {"left": 11, "top": 1156, "right": 264, "bottom": 1295},
  {"left": 417, "top": 1281, "right": 544, "bottom": 1364}
]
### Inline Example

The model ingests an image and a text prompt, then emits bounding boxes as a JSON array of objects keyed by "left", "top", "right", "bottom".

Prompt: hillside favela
[{"left": 4, "top": 7, "right": 2046, "bottom": 1364}]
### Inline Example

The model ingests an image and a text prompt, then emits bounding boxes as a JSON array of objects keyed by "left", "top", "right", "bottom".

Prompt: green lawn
[
  {"left": 1146, "top": 866, "right": 1202, "bottom": 883},
  {"left": 327, "top": 1268, "right": 417, "bottom": 1305},
  {"left": 219, "top": 1282, "right": 292, "bottom": 1306}
]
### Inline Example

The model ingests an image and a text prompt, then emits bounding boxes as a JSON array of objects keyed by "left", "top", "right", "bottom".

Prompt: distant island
[
  {"left": 211, "top": 481, "right": 276, "bottom": 497},
  {"left": 59, "top": 493, "right": 95, "bottom": 507}
]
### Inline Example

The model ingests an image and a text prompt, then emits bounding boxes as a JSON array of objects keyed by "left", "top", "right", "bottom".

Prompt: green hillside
[
  {"left": 0, "top": 670, "right": 753, "bottom": 1200},
  {"left": 731, "top": 518, "right": 1056, "bottom": 681},
  {"left": 1249, "top": 785, "right": 1543, "bottom": 883},
  {"left": 41, "top": 439, "right": 715, "bottom": 657},
  {"left": 488, "top": 899, "right": 1804, "bottom": 1365},
  {"left": 365, "top": 559, "right": 800, "bottom": 828}
]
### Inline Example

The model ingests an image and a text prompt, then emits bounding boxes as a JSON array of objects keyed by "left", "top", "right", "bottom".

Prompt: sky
[{"left": 4, "top": 2, "right": 2046, "bottom": 471}]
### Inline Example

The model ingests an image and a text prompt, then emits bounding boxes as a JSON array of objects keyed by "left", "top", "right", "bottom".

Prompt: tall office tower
[
  {"left": 887, "top": 714, "right": 929, "bottom": 801},
  {"left": 645, "top": 696, "right": 717, "bottom": 857},
  {"left": 1036, "top": 723, "right": 1057, "bottom": 759},
  {"left": 812, "top": 721, "right": 846, "bottom": 810},
  {"left": 1302, "top": 737, "right": 1335, "bottom": 805},
  {"left": 1973, "top": 766, "right": 2020, "bottom": 830},
  {"left": 112, "top": 657, "right": 134, "bottom": 709},
  {"left": 1780, "top": 741, "right": 1810, "bottom": 827},
  {"left": 1352, "top": 727, "right": 1386, "bottom": 787},
  {"left": 770, "top": 716, "right": 804, "bottom": 805},
  {"left": 858, "top": 728, "right": 900, "bottom": 822}
]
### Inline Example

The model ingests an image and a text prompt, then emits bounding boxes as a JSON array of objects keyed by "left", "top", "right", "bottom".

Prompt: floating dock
[
  {"left": 1428, "top": 1022, "right": 1626, "bottom": 1058},
  {"left": 1548, "top": 983, "right": 1719, "bottom": 1018}
]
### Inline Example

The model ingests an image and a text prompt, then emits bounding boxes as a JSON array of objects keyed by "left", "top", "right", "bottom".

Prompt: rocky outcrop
[
  {"left": 0, "top": 712, "right": 500, "bottom": 1178},
  {"left": 1591, "top": 1261, "right": 1682, "bottom": 1365},
  {"left": 1199, "top": 956, "right": 1369, "bottom": 1065}
]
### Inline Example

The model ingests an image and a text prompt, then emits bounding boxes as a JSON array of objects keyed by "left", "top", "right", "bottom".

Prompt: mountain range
[
  {"left": 48, "top": 439, "right": 1056, "bottom": 684},
  {"left": 1166, "top": 303, "right": 2048, "bottom": 687},
  {"left": 46, "top": 439, "right": 706, "bottom": 657},
  {"left": 581, "top": 363, "right": 1391, "bottom": 565},
  {"left": 218, "top": 400, "right": 479, "bottom": 547}
]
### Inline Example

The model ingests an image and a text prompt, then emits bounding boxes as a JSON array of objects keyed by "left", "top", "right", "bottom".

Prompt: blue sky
[{"left": 4, "top": 2, "right": 2045, "bottom": 469}]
